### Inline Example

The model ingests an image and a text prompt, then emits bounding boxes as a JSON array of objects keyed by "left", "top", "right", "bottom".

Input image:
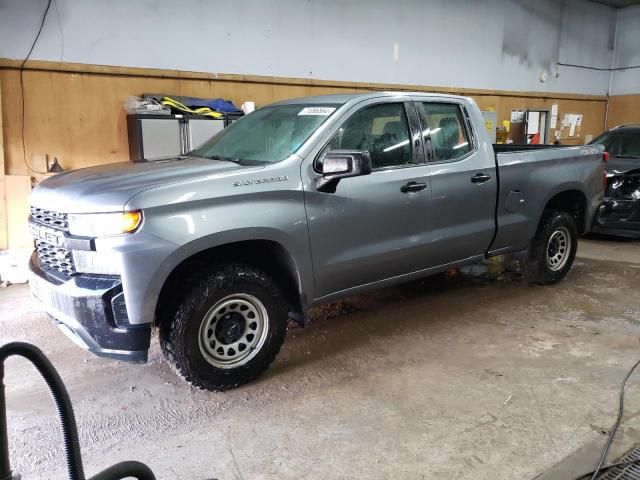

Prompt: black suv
[{"left": 590, "top": 125, "right": 640, "bottom": 238}]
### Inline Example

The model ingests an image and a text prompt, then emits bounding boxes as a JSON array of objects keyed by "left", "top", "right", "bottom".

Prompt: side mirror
[{"left": 315, "top": 150, "right": 373, "bottom": 193}]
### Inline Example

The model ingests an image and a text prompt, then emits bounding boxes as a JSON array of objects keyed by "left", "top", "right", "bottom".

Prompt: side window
[
  {"left": 622, "top": 135, "right": 640, "bottom": 157},
  {"left": 327, "top": 103, "right": 413, "bottom": 169},
  {"left": 421, "top": 103, "right": 472, "bottom": 161}
]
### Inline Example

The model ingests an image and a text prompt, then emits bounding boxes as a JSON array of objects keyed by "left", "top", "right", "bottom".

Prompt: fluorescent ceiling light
[
  {"left": 383, "top": 139, "right": 410, "bottom": 152},
  {"left": 422, "top": 127, "right": 441, "bottom": 136}
]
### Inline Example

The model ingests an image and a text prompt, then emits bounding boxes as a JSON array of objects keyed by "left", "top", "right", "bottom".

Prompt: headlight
[{"left": 68, "top": 211, "right": 142, "bottom": 237}]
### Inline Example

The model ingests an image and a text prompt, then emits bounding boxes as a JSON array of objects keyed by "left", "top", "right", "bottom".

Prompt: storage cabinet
[
  {"left": 127, "top": 114, "right": 240, "bottom": 161},
  {"left": 188, "top": 117, "right": 225, "bottom": 151}
]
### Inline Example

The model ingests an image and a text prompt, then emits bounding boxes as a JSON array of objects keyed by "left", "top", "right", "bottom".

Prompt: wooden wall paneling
[
  {"left": 0, "top": 58, "right": 610, "bottom": 101},
  {"left": 554, "top": 98, "right": 607, "bottom": 144},
  {"left": 0, "top": 78, "right": 7, "bottom": 250},
  {"left": 491, "top": 96, "right": 607, "bottom": 145},
  {"left": 606, "top": 94, "right": 640, "bottom": 129},
  {"left": 0, "top": 73, "right": 33, "bottom": 250},
  {"left": 5, "top": 175, "right": 31, "bottom": 249},
  {"left": 0, "top": 59, "right": 609, "bottom": 177},
  {"left": 174, "top": 78, "right": 364, "bottom": 109},
  {"left": 14, "top": 70, "right": 182, "bottom": 173},
  {"left": 0, "top": 69, "right": 25, "bottom": 177},
  {"left": 0, "top": 69, "right": 374, "bottom": 175}
]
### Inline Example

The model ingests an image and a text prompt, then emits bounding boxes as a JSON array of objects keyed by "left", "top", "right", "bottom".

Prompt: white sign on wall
[{"left": 510, "top": 110, "right": 525, "bottom": 123}]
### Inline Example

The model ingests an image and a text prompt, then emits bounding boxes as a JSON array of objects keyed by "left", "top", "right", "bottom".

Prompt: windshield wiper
[
  {"left": 187, "top": 152, "right": 269, "bottom": 166},
  {"left": 198, "top": 154, "right": 242, "bottom": 163}
]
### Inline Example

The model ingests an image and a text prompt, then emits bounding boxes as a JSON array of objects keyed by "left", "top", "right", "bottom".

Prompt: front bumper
[
  {"left": 593, "top": 198, "right": 640, "bottom": 238},
  {"left": 28, "top": 252, "right": 151, "bottom": 363}
]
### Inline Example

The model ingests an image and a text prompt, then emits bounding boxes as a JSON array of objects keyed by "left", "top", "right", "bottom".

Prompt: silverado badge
[{"left": 233, "top": 175, "right": 289, "bottom": 187}]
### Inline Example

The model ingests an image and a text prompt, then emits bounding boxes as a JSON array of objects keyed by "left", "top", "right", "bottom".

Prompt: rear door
[
  {"left": 415, "top": 98, "right": 497, "bottom": 265},
  {"left": 302, "top": 96, "right": 432, "bottom": 300}
]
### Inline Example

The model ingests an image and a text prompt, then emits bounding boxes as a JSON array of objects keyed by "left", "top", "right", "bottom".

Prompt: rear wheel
[
  {"left": 159, "top": 264, "right": 288, "bottom": 391},
  {"left": 527, "top": 210, "right": 578, "bottom": 285}
]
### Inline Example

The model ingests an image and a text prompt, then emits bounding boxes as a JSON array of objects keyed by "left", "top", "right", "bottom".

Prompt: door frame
[
  {"left": 524, "top": 109, "right": 550, "bottom": 144},
  {"left": 309, "top": 97, "right": 426, "bottom": 172}
]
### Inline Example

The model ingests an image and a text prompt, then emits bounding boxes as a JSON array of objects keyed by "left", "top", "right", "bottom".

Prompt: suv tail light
[{"left": 603, "top": 151, "right": 610, "bottom": 163}]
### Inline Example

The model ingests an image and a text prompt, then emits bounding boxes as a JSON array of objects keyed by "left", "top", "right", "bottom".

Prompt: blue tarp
[{"left": 185, "top": 97, "right": 242, "bottom": 114}]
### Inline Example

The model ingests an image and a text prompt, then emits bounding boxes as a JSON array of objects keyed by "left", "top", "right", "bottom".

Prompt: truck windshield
[
  {"left": 190, "top": 104, "right": 338, "bottom": 163},
  {"left": 591, "top": 131, "right": 640, "bottom": 159}
]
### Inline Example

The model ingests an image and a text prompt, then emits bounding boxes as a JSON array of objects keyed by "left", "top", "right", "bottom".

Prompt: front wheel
[
  {"left": 527, "top": 210, "right": 578, "bottom": 285},
  {"left": 159, "top": 264, "right": 288, "bottom": 391}
]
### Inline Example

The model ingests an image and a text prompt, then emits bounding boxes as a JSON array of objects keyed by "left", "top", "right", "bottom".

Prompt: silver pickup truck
[{"left": 27, "top": 92, "right": 605, "bottom": 390}]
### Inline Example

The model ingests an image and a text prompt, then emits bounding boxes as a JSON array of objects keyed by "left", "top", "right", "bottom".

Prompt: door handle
[
  {"left": 471, "top": 173, "right": 492, "bottom": 184},
  {"left": 401, "top": 181, "right": 428, "bottom": 193}
]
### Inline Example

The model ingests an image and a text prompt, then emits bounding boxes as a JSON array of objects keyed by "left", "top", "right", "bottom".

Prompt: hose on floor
[
  {"left": 0, "top": 342, "right": 155, "bottom": 480},
  {"left": 577, "top": 357, "right": 640, "bottom": 480}
]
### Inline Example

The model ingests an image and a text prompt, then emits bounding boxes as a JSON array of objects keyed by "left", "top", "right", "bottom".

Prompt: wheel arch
[
  {"left": 539, "top": 187, "right": 588, "bottom": 235},
  {"left": 152, "top": 233, "right": 310, "bottom": 328}
]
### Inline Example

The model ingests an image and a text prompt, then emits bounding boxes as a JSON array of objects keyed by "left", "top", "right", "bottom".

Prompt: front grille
[
  {"left": 30, "top": 206, "right": 69, "bottom": 231},
  {"left": 36, "top": 241, "right": 77, "bottom": 276}
]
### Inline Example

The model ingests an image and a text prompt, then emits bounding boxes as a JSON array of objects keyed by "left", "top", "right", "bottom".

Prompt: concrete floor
[{"left": 1, "top": 238, "right": 640, "bottom": 480}]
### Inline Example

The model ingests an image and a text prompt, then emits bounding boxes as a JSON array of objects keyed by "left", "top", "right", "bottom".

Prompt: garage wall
[
  {"left": 0, "top": 61, "right": 609, "bottom": 176},
  {"left": 610, "top": 5, "right": 640, "bottom": 96},
  {"left": 0, "top": 84, "right": 5, "bottom": 249},
  {"left": 0, "top": 0, "right": 621, "bottom": 250},
  {"left": 0, "top": 0, "right": 617, "bottom": 175},
  {"left": 0, "top": 0, "right": 617, "bottom": 95},
  {"left": 606, "top": 5, "right": 640, "bottom": 128}
]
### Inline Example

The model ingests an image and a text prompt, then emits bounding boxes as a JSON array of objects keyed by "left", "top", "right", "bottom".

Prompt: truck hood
[
  {"left": 30, "top": 156, "right": 248, "bottom": 213},
  {"left": 606, "top": 157, "right": 640, "bottom": 175}
]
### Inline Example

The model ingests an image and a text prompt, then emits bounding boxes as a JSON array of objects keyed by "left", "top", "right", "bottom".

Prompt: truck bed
[{"left": 489, "top": 143, "right": 604, "bottom": 255}]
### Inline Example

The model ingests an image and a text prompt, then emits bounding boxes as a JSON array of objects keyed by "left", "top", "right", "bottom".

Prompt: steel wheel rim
[
  {"left": 546, "top": 227, "right": 571, "bottom": 272},
  {"left": 198, "top": 293, "right": 269, "bottom": 369}
]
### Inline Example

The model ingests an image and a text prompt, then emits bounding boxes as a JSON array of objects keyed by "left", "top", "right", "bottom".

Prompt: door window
[
  {"left": 421, "top": 103, "right": 472, "bottom": 161},
  {"left": 327, "top": 103, "right": 414, "bottom": 169}
]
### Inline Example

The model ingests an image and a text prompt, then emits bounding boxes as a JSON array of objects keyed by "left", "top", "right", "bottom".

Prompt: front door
[{"left": 303, "top": 98, "right": 432, "bottom": 300}]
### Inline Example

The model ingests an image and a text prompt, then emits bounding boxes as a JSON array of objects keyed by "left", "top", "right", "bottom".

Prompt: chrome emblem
[
  {"left": 28, "top": 222, "right": 66, "bottom": 247},
  {"left": 233, "top": 175, "right": 289, "bottom": 187}
]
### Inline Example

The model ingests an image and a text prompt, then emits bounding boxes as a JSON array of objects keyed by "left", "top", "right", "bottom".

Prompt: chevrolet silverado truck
[{"left": 27, "top": 92, "right": 605, "bottom": 390}]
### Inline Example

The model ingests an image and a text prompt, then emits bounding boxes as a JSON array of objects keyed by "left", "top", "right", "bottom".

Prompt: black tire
[
  {"left": 159, "top": 264, "right": 288, "bottom": 391},
  {"left": 527, "top": 210, "right": 578, "bottom": 285}
]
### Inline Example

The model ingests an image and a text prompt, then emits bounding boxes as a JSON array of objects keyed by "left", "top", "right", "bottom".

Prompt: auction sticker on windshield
[{"left": 298, "top": 107, "right": 336, "bottom": 116}]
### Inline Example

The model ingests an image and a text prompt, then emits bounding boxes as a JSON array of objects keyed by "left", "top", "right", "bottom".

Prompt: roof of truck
[
  {"left": 611, "top": 124, "right": 640, "bottom": 132},
  {"left": 270, "top": 91, "right": 471, "bottom": 106}
]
